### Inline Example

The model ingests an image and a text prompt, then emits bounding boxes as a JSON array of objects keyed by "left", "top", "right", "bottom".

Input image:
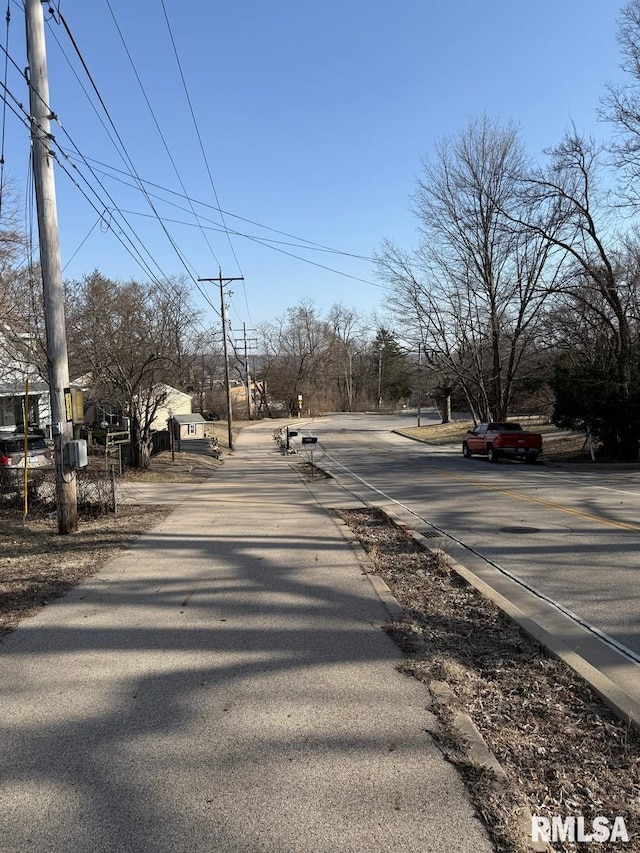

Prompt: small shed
[{"left": 171, "top": 412, "right": 207, "bottom": 441}]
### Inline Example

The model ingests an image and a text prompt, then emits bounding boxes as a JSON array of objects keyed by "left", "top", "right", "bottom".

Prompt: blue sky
[{"left": 2, "top": 1, "right": 629, "bottom": 331}]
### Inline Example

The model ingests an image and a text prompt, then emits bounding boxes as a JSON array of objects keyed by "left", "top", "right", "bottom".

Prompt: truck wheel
[
  {"left": 487, "top": 446, "right": 500, "bottom": 463},
  {"left": 462, "top": 442, "right": 472, "bottom": 458},
  {"left": 525, "top": 453, "right": 538, "bottom": 464}
]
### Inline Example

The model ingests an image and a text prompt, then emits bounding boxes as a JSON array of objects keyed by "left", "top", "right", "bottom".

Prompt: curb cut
[{"left": 429, "top": 681, "right": 550, "bottom": 853}]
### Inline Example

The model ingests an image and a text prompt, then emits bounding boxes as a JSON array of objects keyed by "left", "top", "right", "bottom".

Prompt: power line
[
  {"left": 105, "top": 0, "right": 224, "bottom": 274},
  {"left": 62, "top": 150, "right": 376, "bottom": 262},
  {"left": 54, "top": 8, "right": 217, "bottom": 311},
  {"left": 0, "top": 72, "right": 223, "bottom": 330},
  {"left": 113, "top": 205, "right": 386, "bottom": 289},
  {"left": 0, "top": 1, "right": 11, "bottom": 216},
  {"left": 0, "top": 17, "right": 224, "bottom": 338},
  {"left": 158, "top": 1, "right": 254, "bottom": 327},
  {"left": 56, "top": 149, "right": 381, "bottom": 287},
  {"left": 51, "top": 136, "right": 383, "bottom": 288},
  {"left": 159, "top": 2, "right": 240, "bottom": 271}
]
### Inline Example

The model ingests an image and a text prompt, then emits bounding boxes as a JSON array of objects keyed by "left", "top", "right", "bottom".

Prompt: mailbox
[
  {"left": 301, "top": 436, "right": 317, "bottom": 444},
  {"left": 287, "top": 430, "right": 298, "bottom": 438}
]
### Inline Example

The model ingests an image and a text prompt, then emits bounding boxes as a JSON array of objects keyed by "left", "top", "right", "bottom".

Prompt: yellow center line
[{"left": 440, "top": 470, "right": 640, "bottom": 532}]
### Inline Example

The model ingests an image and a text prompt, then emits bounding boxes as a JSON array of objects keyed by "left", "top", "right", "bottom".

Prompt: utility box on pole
[{"left": 25, "top": 0, "right": 77, "bottom": 532}]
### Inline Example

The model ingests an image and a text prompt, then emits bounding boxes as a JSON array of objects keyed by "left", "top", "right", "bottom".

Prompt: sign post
[
  {"left": 286, "top": 427, "right": 298, "bottom": 451},
  {"left": 301, "top": 435, "right": 318, "bottom": 479}
]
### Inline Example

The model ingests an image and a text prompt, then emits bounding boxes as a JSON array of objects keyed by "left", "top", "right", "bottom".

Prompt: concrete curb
[
  {"left": 444, "top": 554, "right": 640, "bottom": 733},
  {"left": 304, "top": 463, "right": 640, "bottom": 734},
  {"left": 329, "top": 515, "right": 404, "bottom": 620},
  {"left": 379, "top": 506, "right": 640, "bottom": 733},
  {"left": 331, "top": 508, "right": 550, "bottom": 853}
]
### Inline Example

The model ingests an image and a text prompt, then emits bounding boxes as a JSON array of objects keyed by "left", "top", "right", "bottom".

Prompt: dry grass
[
  {"left": 0, "top": 505, "right": 174, "bottom": 635},
  {"left": 338, "top": 507, "right": 640, "bottom": 853},
  {"left": 0, "top": 421, "right": 257, "bottom": 631}
]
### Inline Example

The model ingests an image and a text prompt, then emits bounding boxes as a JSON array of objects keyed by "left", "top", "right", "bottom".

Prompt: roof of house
[
  {"left": 173, "top": 413, "right": 207, "bottom": 425},
  {"left": 160, "top": 384, "right": 193, "bottom": 401},
  {"left": 0, "top": 380, "right": 49, "bottom": 397}
]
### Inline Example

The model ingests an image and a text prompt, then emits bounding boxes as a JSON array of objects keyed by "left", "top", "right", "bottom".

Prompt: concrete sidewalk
[{"left": 0, "top": 421, "right": 493, "bottom": 853}]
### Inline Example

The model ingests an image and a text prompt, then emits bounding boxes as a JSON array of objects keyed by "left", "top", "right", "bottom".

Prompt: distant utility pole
[
  {"left": 417, "top": 342, "right": 422, "bottom": 428},
  {"left": 25, "top": 0, "right": 77, "bottom": 534},
  {"left": 198, "top": 272, "right": 244, "bottom": 450},
  {"left": 233, "top": 323, "right": 257, "bottom": 420}
]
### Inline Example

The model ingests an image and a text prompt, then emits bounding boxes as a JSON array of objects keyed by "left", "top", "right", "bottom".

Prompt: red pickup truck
[{"left": 462, "top": 422, "right": 543, "bottom": 463}]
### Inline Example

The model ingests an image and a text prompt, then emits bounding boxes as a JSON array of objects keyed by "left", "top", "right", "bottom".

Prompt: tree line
[
  {"left": 0, "top": 262, "right": 414, "bottom": 467},
  {"left": 376, "top": 1, "right": 640, "bottom": 460}
]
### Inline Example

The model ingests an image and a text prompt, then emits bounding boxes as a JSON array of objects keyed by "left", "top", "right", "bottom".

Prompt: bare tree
[
  {"left": 325, "top": 304, "right": 370, "bottom": 411},
  {"left": 258, "top": 302, "right": 332, "bottom": 415},
  {"left": 0, "top": 187, "right": 48, "bottom": 381},
  {"left": 515, "top": 132, "right": 640, "bottom": 456},
  {"left": 66, "top": 271, "right": 202, "bottom": 467},
  {"left": 377, "top": 116, "right": 559, "bottom": 422},
  {"left": 601, "top": 0, "right": 640, "bottom": 206},
  {"left": 256, "top": 301, "right": 379, "bottom": 415}
]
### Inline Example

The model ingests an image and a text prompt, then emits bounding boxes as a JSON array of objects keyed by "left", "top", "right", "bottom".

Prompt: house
[
  {"left": 0, "top": 376, "right": 50, "bottom": 432},
  {"left": 150, "top": 385, "right": 193, "bottom": 431},
  {"left": 170, "top": 412, "right": 207, "bottom": 441},
  {"left": 80, "top": 381, "right": 193, "bottom": 433},
  {"left": 0, "top": 327, "right": 86, "bottom": 435}
]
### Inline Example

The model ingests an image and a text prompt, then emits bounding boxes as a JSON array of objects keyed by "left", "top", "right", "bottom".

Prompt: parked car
[
  {"left": 0, "top": 433, "right": 54, "bottom": 470},
  {"left": 462, "top": 422, "right": 543, "bottom": 463}
]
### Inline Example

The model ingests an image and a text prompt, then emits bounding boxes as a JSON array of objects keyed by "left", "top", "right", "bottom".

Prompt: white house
[
  {"left": 150, "top": 385, "right": 193, "bottom": 431},
  {"left": 0, "top": 327, "right": 51, "bottom": 432}
]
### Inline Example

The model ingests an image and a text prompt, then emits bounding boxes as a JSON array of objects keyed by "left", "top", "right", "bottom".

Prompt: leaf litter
[{"left": 337, "top": 507, "right": 640, "bottom": 853}]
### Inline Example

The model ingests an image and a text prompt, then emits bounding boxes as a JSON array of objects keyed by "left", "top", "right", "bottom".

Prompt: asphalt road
[{"left": 294, "top": 411, "right": 640, "bottom": 660}]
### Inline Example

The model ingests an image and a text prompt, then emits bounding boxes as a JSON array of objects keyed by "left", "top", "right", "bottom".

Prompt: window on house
[
  {"left": 187, "top": 423, "right": 196, "bottom": 435},
  {"left": 0, "top": 396, "right": 16, "bottom": 427}
]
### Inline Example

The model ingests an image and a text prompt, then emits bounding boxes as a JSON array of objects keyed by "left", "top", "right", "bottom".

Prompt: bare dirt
[{"left": 337, "top": 507, "right": 640, "bottom": 853}]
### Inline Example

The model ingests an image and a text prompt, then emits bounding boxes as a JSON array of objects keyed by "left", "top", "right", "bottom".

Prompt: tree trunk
[{"left": 433, "top": 387, "right": 452, "bottom": 423}]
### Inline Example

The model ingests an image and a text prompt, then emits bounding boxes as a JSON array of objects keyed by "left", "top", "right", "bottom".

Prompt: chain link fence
[{"left": 0, "top": 467, "right": 120, "bottom": 518}]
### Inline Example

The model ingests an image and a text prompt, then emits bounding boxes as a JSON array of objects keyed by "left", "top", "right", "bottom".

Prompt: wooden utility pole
[
  {"left": 234, "top": 323, "right": 257, "bottom": 420},
  {"left": 25, "top": 0, "right": 77, "bottom": 533},
  {"left": 198, "top": 273, "right": 244, "bottom": 451},
  {"left": 417, "top": 342, "right": 422, "bottom": 427}
]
